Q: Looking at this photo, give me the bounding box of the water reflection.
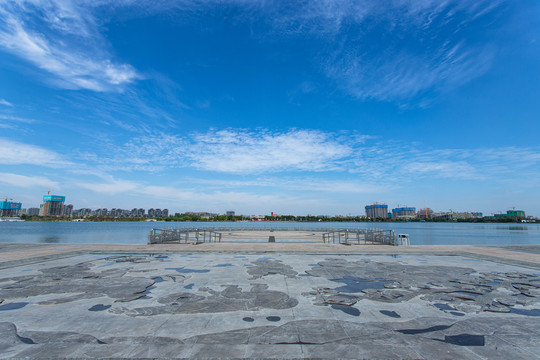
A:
[39,236,60,243]
[496,226,528,231]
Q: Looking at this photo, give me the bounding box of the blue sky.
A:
[1,0,539,216]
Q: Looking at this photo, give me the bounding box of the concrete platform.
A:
[0,243,539,358]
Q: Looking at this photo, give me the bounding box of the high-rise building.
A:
[39,195,65,216]
[0,199,22,216]
[392,207,416,219]
[94,208,108,216]
[226,210,235,216]
[365,204,388,218]
[75,208,92,217]
[63,204,73,217]
[26,208,40,216]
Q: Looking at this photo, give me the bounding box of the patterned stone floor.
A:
[0,250,539,358]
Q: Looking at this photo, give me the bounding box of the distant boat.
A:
[0,217,25,222]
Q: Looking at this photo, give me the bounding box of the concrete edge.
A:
[1,246,539,270]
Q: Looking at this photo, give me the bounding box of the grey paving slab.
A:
[0,252,539,358]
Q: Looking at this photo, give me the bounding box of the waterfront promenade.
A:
[1,242,539,269]
[1,242,539,358]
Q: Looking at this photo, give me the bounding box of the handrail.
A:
[322,228,397,245]
[149,226,404,246]
[148,228,222,244]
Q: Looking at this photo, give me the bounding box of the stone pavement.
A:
[0,243,539,358]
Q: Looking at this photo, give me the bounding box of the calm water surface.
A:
[0,221,539,245]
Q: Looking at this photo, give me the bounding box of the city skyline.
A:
[6,194,523,218]
[1,1,540,215]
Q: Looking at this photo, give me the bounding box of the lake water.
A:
[0,221,539,246]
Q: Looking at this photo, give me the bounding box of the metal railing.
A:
[148,228,222,244]
[149,226,407,246]
[322,229,398,245]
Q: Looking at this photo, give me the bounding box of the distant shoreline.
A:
[6,216,535,224]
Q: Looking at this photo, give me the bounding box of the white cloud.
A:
[404,161,482,180]
[188,129,351,174]
[317,2,500,102]
[249,0,502,102]
[75,179,321,213]
[0,172,59,188]
[77,179,139,195]
[0,0,505,100]
[0,114,34,123]
[179,176,394,195]
[282,179,394,194]
[89,129,354,174]
[79,128,540,183]
[0,1,140,91]
[139,185,283,205]
[91,134,187,172]
[0,99,12,106]
[326,45,494,102]
[0,138,70,167]
[0,0,504,100]
[0,114,34,130]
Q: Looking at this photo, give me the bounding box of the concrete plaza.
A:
[0,242,539,358]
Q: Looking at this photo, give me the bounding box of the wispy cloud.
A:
[0,0,505,101]
[0,1,140,91]
[188,129,351,174]
[325,43,494,102]
[0,114,35,130]
[0,99,12,106]
[0,114,34,123]
[241,0,502,102]
[0,138,70,167]
[178,176,395,195]
[0,172,58,188]
[76,128,540,184]
[77,179,139,195]
[179,1,503,103]
[313,1,502,102]
[76,178,325,213]
[86,129,354,174]
[404,161,481,180]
